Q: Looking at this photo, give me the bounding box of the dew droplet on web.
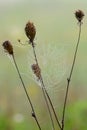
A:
[26,42,70,107]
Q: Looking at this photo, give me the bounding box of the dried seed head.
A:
[31,64,41,79]
[25,21,36,43]
[75,10,84,22]
[2,41,13,55]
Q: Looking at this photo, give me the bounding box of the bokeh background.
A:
[0,0,87,130]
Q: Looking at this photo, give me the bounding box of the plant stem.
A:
[32,44,55,130]
[12,54,42,130]
[61,22,82,130]
[32,44,61,130]
[40,76,62,130]
[41,83,55,130]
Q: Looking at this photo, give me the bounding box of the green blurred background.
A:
[0,0,87,130]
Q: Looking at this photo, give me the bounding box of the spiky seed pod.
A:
[31,64,41,79]
[2,41,13,55]
[75,10,84,22]
[25,21,36,43]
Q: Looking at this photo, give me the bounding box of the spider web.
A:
[26,42,70,108]
[7,42,70,107]
[7,42,70,128]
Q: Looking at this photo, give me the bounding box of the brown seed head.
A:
[2,41,13,55]
[75,10,84,22]
[31,64,41,79]
[25,21,36,43]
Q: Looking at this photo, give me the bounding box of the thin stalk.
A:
[40,76,62,130]
[32,45,55,130]
[61,22,82,130]
[41,83,55,130]
[32,44,61,130]
[12,54,42,130]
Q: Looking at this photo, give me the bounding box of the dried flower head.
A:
[25,21,36,43]
[2,41,13,55]
[31,64,41,79]
[75,10,84,22]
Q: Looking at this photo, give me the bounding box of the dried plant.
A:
[61,10,84,130]
[31,64,41,80]
[75,10,84,22]
[25,21,56,130]
[2,41,42,130]
[25,21,36,43]
[2,9,85,130]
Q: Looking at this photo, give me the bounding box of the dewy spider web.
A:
[6,42,70,128]
[26,42,70,109]
[7,42,70,109]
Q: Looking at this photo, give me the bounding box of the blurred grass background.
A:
[0,0,87,130]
